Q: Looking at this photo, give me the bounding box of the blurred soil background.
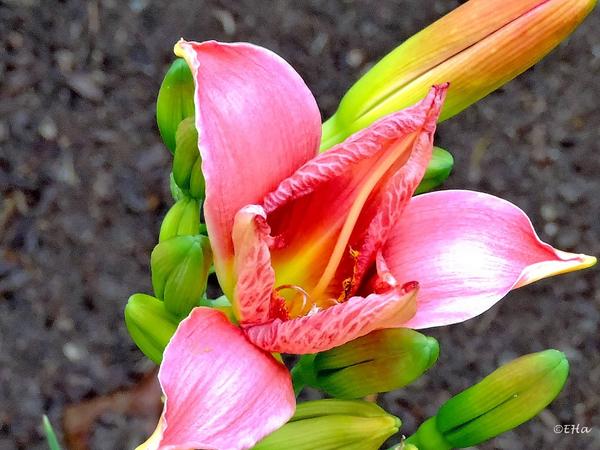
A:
[1,1,599,449]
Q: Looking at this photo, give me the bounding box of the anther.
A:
[275,284,312,318]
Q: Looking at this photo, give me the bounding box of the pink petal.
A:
[244,283,418,354]
[232,205,275,324]
[381,190,596,328]
[143,307,295,450]
[174,40,321,296]
[265,85,447,299]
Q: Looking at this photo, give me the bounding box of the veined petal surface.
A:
[175,40,322,296]
[141,308,295,450]
[232,205,276,324]
[264,85,447,301]
[381,190,596,328]
[244,283,418,354]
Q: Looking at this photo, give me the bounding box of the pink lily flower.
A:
[138,40,595,450]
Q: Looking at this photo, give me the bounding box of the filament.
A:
[275,284,312,318]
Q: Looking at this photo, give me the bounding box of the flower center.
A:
[273,247,361,319]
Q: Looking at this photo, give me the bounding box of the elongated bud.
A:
[305,328,439,399]
[406,350,570,449]
[415,147,453,194]
[124,293,179,364]
[151,235,212,317]
[159,196,201,242]
[253,399,400,450]
[321,0,596,149]
[173,117,205,199]
[156,58,195,153]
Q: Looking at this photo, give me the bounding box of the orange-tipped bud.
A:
[321,0,596,149]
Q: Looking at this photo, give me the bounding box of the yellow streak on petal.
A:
[135,415,165,450]
[515,253,596,289]
[311,134,416,300]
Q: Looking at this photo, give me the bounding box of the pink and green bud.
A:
[124,293,179,364]
[156,58,195,153]
[406,350,570,449]
[304,328,439,399]
[415,147,453,194]
[151,235,212,317]
[159,196,201,242]
[321,0,596,149]
[172,117,205,200]
[253,399,400,450]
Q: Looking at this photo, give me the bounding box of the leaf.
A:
[43,415,63,450]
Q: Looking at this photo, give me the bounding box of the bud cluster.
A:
[125,58,215,364]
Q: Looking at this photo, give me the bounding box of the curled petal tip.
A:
[173,38,187,58]
[516,251,596,288]
[583,254,597,268]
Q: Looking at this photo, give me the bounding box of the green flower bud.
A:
[151,235,212,317]
[253,399,400,450]
[406,350,570,449]
[156,58,195,153]
[414,147,453,194]
[173,117,205,199]
[124,293,179,364]
[298,329,439,399]
[159,196,201,242]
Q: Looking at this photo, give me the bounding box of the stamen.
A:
[337,247,361,302]
[311,136,415,299]
[275,284,312,318]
